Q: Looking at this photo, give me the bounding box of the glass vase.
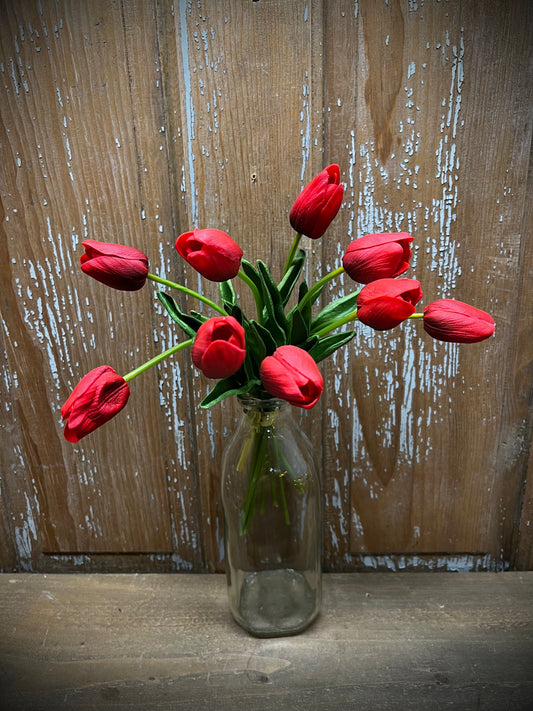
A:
[221,395,321,637]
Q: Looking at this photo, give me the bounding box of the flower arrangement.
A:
[62,164,495,444]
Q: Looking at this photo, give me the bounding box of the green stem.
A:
[299,265,345,313]
[240,426,267,535]
[278,474,290,525]
[316,310,359,338]
[147,273,226,316]
[123,339,193,382]
[237,270,263,321]
[283,233,302,275]
[316,310,425,338]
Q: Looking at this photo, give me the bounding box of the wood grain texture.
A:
[0,0,532,572]
[322,0,533,568]
[1,572,532,710]
[0,0,175,559]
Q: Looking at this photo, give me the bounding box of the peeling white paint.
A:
[357,553,505,572]
[344,22,467,496]
[332,478,348,537]
[299,78,311,181]
[180,0,198,225]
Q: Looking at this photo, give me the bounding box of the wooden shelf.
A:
[1,572,532,710]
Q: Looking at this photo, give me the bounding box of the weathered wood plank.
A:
[0,0,175,555]
[1,572,532,710]
[451,0,532,562]
[509,129,533,570]
[320,0,533,565]
[164,0,326,571]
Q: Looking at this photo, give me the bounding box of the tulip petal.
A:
[81,256,149,290]
[176,229,243,281]
[81,240,148,263]
[423,299,495,343]
[356,278,422,330]
[192,316,246,378]
[200,340,246,379]
[358,295,416,330]
[62,366,130,442]
[289,164,344,239]
[343,233,413,283]
[260,345,323,409]
[80,241,148,291]
[344,242,405,283]
[61,365,112,419]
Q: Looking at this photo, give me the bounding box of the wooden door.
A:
[1,0,531,572]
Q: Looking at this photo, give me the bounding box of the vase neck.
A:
[237,394,289,415]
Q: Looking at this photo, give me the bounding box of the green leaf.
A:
[205,304,246,326]
[257,261,287,326]
[189,309,210,324]
[243,350,258,383]
[278,248,306,306]
[310,290,360,334]
[241,259,263,295]
[219,280,236,313]
[300,334,319,352]
[200,374,260,408]
[308,331,355,362]
[297,279,316,324]
[256,260,287,346]
[288,307,309,346]
[157,292,205,337]
[249,320,277,355]
[232,304,245,323]
[244,321,267,365]
[241,319,280,384]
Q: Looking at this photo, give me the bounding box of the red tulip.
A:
[176,228,243,281]
[260,345,324,409]
[423,299,495,343]
[289,164,344,239]
[342,232,413,284]
[357,278,423,330]
[62,366,130,442]
[192,316,246,378]
[80,240,149,291]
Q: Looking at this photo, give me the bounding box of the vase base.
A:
[233,568,319,637]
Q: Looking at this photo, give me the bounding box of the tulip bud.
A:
[260,345,324,409]
[176,228,243,282]
[80,240,149,291]
[192,316,246,379]
[289,164,344,239]
[62,366,130,442]
[357,278,423,330]
[342,232,413,283]
[423,299,495,343]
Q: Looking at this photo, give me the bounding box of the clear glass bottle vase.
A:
[221,395,322,637]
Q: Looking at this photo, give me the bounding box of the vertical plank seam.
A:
[509,137,533,568]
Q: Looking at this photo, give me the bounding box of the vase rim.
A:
[237,393,288,410]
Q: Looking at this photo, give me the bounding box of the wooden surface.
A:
[1,572,532,710]
[0,1,532,573]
